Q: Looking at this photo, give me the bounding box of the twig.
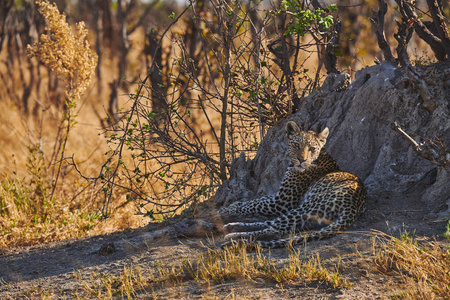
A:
[392,122,421,149]
[393,20,413,67]
[404,65,436,112]
[49,106,71,202]
[392,122,449,167]
[394,0,446,61]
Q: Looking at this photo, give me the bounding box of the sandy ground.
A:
[1,186,448,299]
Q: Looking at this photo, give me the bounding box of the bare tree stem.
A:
[370,0,396,64]
[405,66,436,112]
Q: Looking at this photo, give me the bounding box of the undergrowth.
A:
[0,0,147,248]
[443,219,450,240]
[0,145,100,248]
[0,142,149,248]
[0,0,101,249]
[374,231,450,299]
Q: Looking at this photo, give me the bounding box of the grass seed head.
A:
[27,0,97,102]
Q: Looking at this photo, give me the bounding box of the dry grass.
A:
[373,230,450,299]
[0,0,149,249]
[155,242,351,288]
[78,241,351,298]
[0,142,149,248]
[78,265,151,299]
[0,84,149,248]
[27,0,97,102]
[0,146,93,248]
[0,108,149,248]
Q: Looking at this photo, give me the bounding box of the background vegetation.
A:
[0,0,447,248]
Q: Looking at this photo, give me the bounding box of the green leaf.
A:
[145,209,155,220]
[328,4,338,12]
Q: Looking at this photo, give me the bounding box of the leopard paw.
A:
[223,222,245,233]
[224,232,252,241]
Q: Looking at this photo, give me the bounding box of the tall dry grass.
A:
[374,231,450,299]
[0,111,150,248]
[0,0,148,249]
[27,0,97,102]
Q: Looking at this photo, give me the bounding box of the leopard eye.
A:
[293,142,300,148]
[310,146,317,153]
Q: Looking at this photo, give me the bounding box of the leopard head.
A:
[285,121,329,172]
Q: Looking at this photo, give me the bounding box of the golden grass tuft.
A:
[177,243,351,288]
[79,265,151,299]
[79,242,351,298]
[373,231,450,299]
[27,0,97,102]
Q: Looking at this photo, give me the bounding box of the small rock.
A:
[98,242,116,256]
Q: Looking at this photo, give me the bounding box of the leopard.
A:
[219,121,366,249]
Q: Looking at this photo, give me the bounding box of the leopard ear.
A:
[317,127,329,145]
[286,121,301,139]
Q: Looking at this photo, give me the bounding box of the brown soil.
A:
[1,188,448,299]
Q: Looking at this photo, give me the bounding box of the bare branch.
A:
[405,65,436,112]
[426,0,450,58]
[324,20,341,74]
[395,0,447,61]
[392,122,449,167]
[393,20,413,67]
[370,0,396,64]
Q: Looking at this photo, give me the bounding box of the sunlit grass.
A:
[373,230,450,299]
[0,143,149,248]
[161,242,351,288]
[79,265,151,299]
[443,219,450,240]
[79,241,351,299]
[0,146,100,248]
